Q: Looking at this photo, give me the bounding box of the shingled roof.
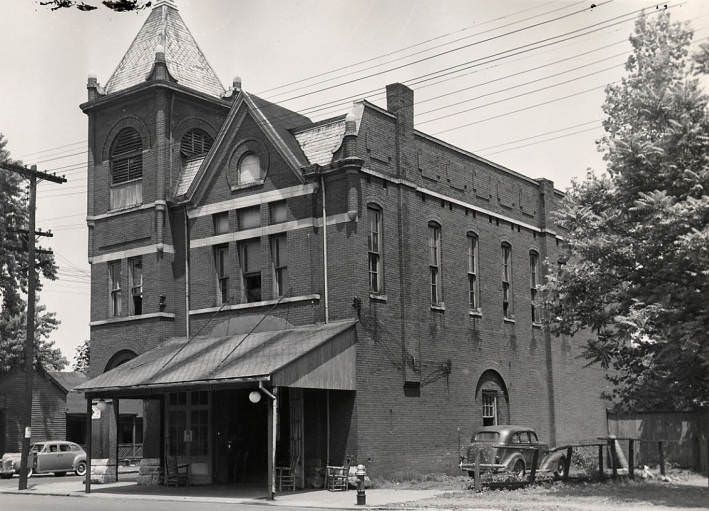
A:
[104,0,224,97]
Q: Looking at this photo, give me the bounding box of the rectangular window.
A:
[467,234,479,310]
[482,391,498,426]
[367,206,383,293]
[428,223,442,305]
[128,257,143,316]
[238,206,261,230]
[213,212,229,235]
[502,244,513,318]
[271,234,287,297]
[240,238,262,302]
[530,252,541,324]
[270,201,288,224]
[108,261,122,317]
[214,244,229,305]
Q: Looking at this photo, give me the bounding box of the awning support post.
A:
[260,382,277,500]
[85,395,92,493]
[114,398,120,481]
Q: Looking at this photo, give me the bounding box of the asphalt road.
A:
[0,493,345,511]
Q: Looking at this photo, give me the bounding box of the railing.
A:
[118,443,143,461]
[110,179,142,210]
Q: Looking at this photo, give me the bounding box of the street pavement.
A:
[0,494,348,511]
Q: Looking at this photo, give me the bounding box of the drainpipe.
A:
[320,173,329,324]
[184,205,190,338]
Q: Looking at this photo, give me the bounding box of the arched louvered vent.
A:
[180,128,214,159]
[110,127,143,184]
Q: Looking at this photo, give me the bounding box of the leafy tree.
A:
[40,0,150,12]
[544,11,709,411]
[0,133,67,372]
[73,339,90,373]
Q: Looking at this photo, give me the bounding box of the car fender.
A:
[539,449,566,471]
[504,452,525,470]
[73,454,86,470]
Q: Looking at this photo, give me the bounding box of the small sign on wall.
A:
[24,426,31,438]
[183,429,192,442]
[92,405,101,420]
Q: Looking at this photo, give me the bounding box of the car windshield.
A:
[474,432,500,442]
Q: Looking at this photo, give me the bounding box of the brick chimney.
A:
[386,83,415,180]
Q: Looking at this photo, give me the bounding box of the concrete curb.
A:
[0,488,420,509]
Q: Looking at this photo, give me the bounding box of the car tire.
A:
[75,461,87,477]
[513,460,525,478]
[54,471,67,477]
[554,457,566,478]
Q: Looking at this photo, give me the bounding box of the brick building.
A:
[77,0,609,492]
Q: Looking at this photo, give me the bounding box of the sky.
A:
[0,0,707,367]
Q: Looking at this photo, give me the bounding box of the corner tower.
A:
[81,0,231,378]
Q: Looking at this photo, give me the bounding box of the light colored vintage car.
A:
[460,425,566,477]
[0,441,87,478]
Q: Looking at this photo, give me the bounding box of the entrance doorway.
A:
[213,389,267,485]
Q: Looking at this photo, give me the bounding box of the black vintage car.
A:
[460,425,566,477]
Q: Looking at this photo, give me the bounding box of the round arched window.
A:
[110,127,143,184]
[238,153,262,184]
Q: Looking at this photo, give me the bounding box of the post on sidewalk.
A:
[628,440,634,480]
[598,444,604,479]
[529,448,539,484]
[563,447,572,481]
[85,395,92,493]
[609,439,617,479]
[658,441,665,476]
[474,449,481,492]
[114,398,120,482]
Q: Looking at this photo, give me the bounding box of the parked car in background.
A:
[460,425,566,477]
[0,441,87,478]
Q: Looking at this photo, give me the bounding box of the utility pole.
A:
[0,162,65,491]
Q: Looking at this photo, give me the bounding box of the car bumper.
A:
[460,462,507,472]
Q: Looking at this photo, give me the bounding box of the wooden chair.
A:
[326,465,348,491]
[276,456,298,492]
[164,456,190,487]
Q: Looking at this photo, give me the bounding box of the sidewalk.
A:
[0,476,448,509]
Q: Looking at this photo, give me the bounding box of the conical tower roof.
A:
[104,0,224,97]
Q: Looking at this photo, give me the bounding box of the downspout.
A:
[184,205,190,338]
[320,173,329,324]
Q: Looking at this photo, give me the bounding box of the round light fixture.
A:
[248,390,262,404]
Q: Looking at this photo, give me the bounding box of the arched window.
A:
[180,128,213,159]
[110,127,143,184]
[428,221,442,305]
[501,242,513,319]
[104,349,137,372]
[237,153,262,184]
[475,370,510,426]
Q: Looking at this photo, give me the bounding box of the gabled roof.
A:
[174,90,312,203]
[46,371,88,393]
[105,1,224,97]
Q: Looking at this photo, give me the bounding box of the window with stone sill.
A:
[530,250,542,324]
[428,221,442,305]
[367,205,383,294]
[109,127,143,210]
[502,242,513,319]
[108,260,122,317]
[214,244,229,305]
[240,238,262,303]
[271,234,288,298]
[128,257,143,316]
[467,232,480,311]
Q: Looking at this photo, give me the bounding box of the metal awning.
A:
[76,319,357,397]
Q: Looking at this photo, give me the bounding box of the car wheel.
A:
[513,460,525,478]
[555,457,566,478]
[54,471,67,477]
[75,461,87,477]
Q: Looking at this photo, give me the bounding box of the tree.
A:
[0,133,67,372]
[40,0,150,12]
[73,339,90,373]
[544,11,709,411]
